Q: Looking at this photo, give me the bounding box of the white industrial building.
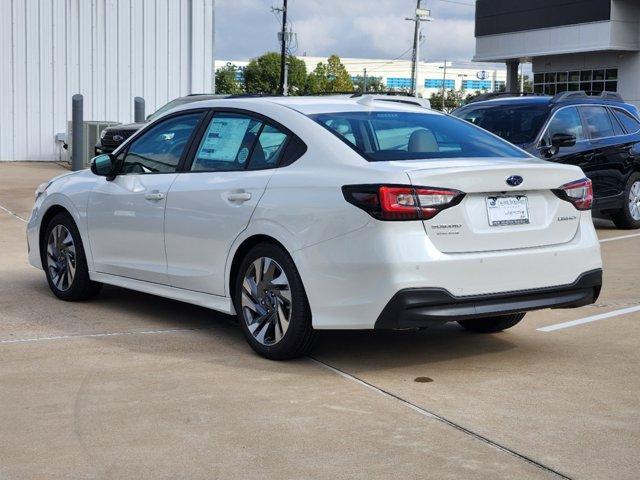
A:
[0,0,215,162]
[216,57,508,98]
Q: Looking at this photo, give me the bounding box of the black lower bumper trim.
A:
[375,269,602,329]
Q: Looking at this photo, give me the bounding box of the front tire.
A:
[42,212,102,301]
[611,173,640,230]
[234,243,315,360]
[458,313,525,333]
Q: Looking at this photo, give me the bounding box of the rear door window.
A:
[581,106,615,139]
[191,113,262,171]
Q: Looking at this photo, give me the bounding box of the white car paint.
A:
[27,96,602,329]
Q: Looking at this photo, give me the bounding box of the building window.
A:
[386,77,412,89]
[462,80,492,90]
[533,69,617,95]
[424,79,455,89]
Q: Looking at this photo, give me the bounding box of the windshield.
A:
[310,111,529,161]
[147,98,204,122]
[456,104,549,145]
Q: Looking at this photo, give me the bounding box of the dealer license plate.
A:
[486,195,529,226]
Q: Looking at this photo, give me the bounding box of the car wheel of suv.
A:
[458,313,525,333]
[234,243,315,360]
[43,212,102,301]
[611,173,640,230]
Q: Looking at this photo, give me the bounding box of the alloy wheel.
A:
[46,224,76,292]
[629,180,640,221]
[241,256,292,346]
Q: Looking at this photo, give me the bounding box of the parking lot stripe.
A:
[0,328,208,345]
[537,305,640,332]
[599,232,640,243]
[308,356,573,480]
[0,204,27,222]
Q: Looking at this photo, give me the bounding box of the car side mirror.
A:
[552,133,576,148]
[90,154,116,179]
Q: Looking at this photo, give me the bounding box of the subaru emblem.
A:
[506,175,523,187]
[113,135,124,142]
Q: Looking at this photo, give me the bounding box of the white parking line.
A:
[0,328,208,345]
[0,204,27,222]
[537,305,640,332]
[307,356,572,479]
[599,232,640,243]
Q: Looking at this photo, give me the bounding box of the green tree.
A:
[352,75,386,93]
[305,55,354,94]
[243,52,307,95]
[215,63,244,95]
[429,88,466,112]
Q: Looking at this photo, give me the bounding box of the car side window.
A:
[612,108,640,134]
[540,107,585,147]
[121,112,203,174]
[581,106,615,139]
[191,113,262,172]
[247,124,289,170]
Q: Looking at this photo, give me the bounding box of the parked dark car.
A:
[95,94,228,155]
[453,91,640,229]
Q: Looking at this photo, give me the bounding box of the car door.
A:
[164,111,290,295]
[536,106,591,171]
[579,105,631,201]
[87,110,206,284]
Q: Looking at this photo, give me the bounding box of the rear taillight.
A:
[553,178,593,210]
[342,184,465,221]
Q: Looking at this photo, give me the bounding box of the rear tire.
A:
[234,243,315,360]
[611,173,640,230]
[458,313,525,333]
[42,212,102,301]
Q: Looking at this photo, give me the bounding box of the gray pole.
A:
[441,60,447,111]
[409,0,421,96]
[134,97,145,123]
[71,94,84,171]
[364,68,368,93]
[279,0,288,95]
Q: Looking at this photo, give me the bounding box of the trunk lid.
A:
[403,158,584,253]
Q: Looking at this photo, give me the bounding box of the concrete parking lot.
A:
[1,162,638,480]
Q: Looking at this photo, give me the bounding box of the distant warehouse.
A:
[474,0,640,107]
[0,0,215,162]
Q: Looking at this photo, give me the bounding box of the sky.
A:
[215,0,478,63]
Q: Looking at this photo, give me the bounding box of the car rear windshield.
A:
[455,104,549,145]
[310,111,529,161]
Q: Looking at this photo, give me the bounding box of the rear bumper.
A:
[375,269,602,329]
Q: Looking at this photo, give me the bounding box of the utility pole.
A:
[440,60,448,110]
[409,0,421,96]
[363,68,368,92]
[278,0,288,95]
[406,4,432,97]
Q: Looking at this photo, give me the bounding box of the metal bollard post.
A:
[134,97,145,123]
[71,94,84,171]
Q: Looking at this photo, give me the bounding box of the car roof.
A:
[457,92,634,111]
[172,95,441,116]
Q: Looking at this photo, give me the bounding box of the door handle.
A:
[226,192,252,203]
[145,191,166,201]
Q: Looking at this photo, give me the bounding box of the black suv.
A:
[95,94,227,155]
[453,91,640,229]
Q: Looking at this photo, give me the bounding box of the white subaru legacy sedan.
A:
[27,96,602,359]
